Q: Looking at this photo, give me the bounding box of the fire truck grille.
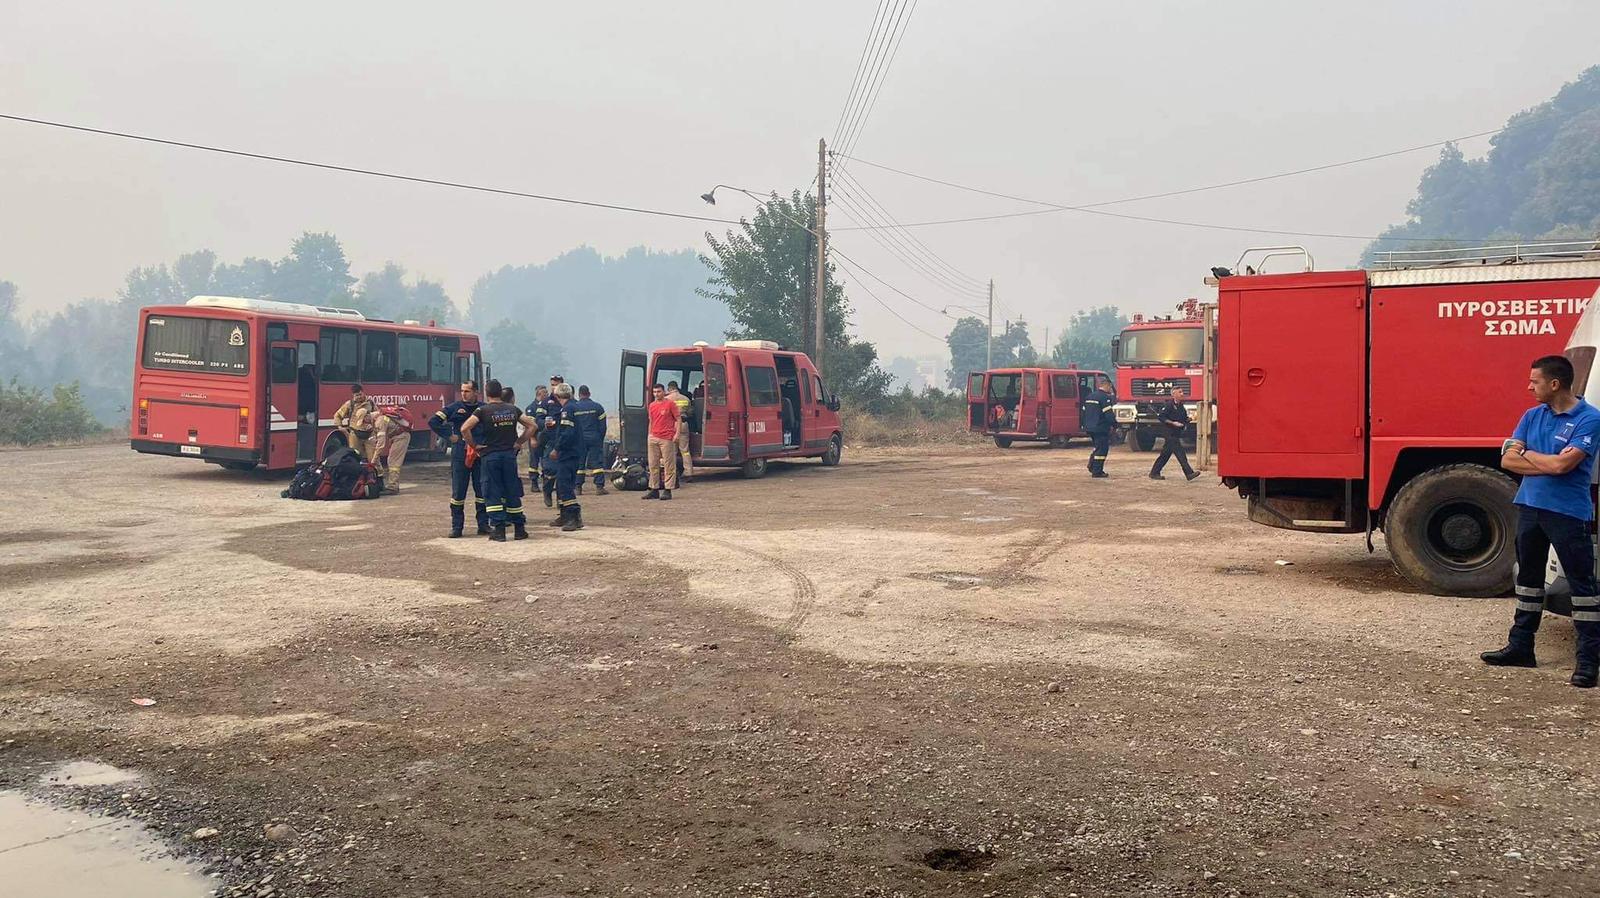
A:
[1131,378,1186,396]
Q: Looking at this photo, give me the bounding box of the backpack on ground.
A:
[281,446,384,500]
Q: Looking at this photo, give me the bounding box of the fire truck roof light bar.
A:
[1234,246,1315,275]
[1370,240,1600,270]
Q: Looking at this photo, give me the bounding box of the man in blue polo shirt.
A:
[1482,354,1600,688]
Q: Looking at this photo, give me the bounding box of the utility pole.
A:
[985,279,994,372]
[814,138,828,377]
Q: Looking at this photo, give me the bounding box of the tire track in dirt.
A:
[697,535,818,645]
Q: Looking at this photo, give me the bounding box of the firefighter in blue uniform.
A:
[537,376,565,508]
[547,383,585,531]
[525,385,549,496]
[460,379,536,542]
[568,384,609,496]
[1082,375,1116,479]
[429,380,489,537]
[1483,354,1600,689]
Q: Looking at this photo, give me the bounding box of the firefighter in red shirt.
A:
[643,383,680,500]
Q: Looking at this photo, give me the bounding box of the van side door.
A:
[618,350,649,462]
[1050,373,1079,436]
[741,354,785,456]
[967,372,986,430]
[698,350,731,463]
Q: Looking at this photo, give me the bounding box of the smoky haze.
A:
[3,0,1600,374]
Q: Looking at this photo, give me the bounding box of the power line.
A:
[832,252,946,342]
[832,165,987,289]
[836,0,919,164]
[828,127,1506,240]
[830,184,986,300]
[0,112,745,227]
[831,0,892,150]
[833,0,902,156]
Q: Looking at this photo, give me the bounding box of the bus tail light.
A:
[137,398,149,435]
[238,407,250,445]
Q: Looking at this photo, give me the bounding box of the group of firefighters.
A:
[1076,375,1200,482]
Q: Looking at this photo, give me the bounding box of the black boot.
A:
[1185,470,1202,482]
[1149,473,1165,481]
[1572,664,1598,688]
[548,508,567,527]
[513,522,529,540]
[596,482,609,495]
[488,525,507,542]
[661,489,673,501]
[1480,644,1537,667]
[642,489,660,500]
[562,507,584,532]
[449,529,462,539]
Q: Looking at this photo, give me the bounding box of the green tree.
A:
[273,232,355,306]
[700,189,890,405]
[1050,305,1128,375]
[0,281,31,382]
[1363,65,1600,263]
[353,263,454,323]
[211,258,275,297]
[0,379,104,445]
[944,316,988,389]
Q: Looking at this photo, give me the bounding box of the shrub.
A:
[0,379,107,446]
[839,386,980,448]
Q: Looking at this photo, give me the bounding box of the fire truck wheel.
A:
[1386,463,1518,597]
[993,436,1013,449]
[1127,428,1157,452]
[821,435,842,466]
[741,457,769,479]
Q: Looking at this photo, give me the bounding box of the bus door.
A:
[698,350,731,464]
[1048,372,1080,436]
[618,350,649,464]
[966,373,986,430]
[1016,372,1041,435]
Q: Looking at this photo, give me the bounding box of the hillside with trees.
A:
[1363,65,1600,262]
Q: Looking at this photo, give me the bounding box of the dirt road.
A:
[2,442,1596,897]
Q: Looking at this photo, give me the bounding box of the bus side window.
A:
[270,347,296,384]
[319,327,358,382]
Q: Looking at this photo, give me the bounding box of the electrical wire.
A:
[831,252,946,341]
[830,186,987,300]
[0,112,745,226]
[831,0,892,150]
[835,0,919,165]
[832,165,987,289]
[829,128,1505,239]
[833,0,903,156]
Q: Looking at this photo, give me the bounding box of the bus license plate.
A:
[180,445,201,455]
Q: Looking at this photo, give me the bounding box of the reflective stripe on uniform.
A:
[475,499,486,505]
[1515,600,1545,613]
[449,498,465,507]
[505,505,523,514]
[1515,585,1545,597]
[1571,595,1600,608]
[1090,455,1106,460]
[486,505,504,512]
[559,499,580,507]
[1573,610,1600,622]
[434,410,447,419]
[561,420,575,427]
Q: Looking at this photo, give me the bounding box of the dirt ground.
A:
[1,441,1597,897]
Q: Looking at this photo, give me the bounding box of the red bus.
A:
[131,296,482,471]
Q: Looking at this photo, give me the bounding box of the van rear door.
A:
[618,350,649,462]
[966,373,986,430]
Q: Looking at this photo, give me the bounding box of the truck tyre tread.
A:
[1386,462,1517,598]
[994,436,1013,449]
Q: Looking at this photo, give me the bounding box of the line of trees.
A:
[943,305,1127,388]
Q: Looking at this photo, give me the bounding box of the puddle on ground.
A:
[0,789,211,897]
[40,761,143,788]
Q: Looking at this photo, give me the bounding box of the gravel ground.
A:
[1,442,1596,897]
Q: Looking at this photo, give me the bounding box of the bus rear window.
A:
[142,316,250,376]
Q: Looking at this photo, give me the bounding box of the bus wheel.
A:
[218,461,257,472]
[741,457,769,478]
[1386,463,1517,597]
[821,434,842,467]
[994,436,1013,449]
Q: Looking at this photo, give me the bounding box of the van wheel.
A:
[1386,463,1517,597]
[741,457,769,479]
[994,436,1013,449]
[821,435,842,467]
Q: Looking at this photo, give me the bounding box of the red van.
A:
[616,340,843,481]
[966,366,1109,448]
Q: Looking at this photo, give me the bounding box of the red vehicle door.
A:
[967,373,986,430]
[268,320,324,468]
[1047,372,1080,436]
[1015,371,1041,436]
[697,349,732,464]
[740,352,785,455]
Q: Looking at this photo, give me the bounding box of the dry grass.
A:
[838,405,980,448]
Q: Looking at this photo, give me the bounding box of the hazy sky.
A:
[3,0,1599,362]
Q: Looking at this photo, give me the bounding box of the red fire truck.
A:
[132,296,481,471]
[1216,244,1600,597]
[965,366,1108,448]
[616,340,842,481]
[1111,300,1207,451]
